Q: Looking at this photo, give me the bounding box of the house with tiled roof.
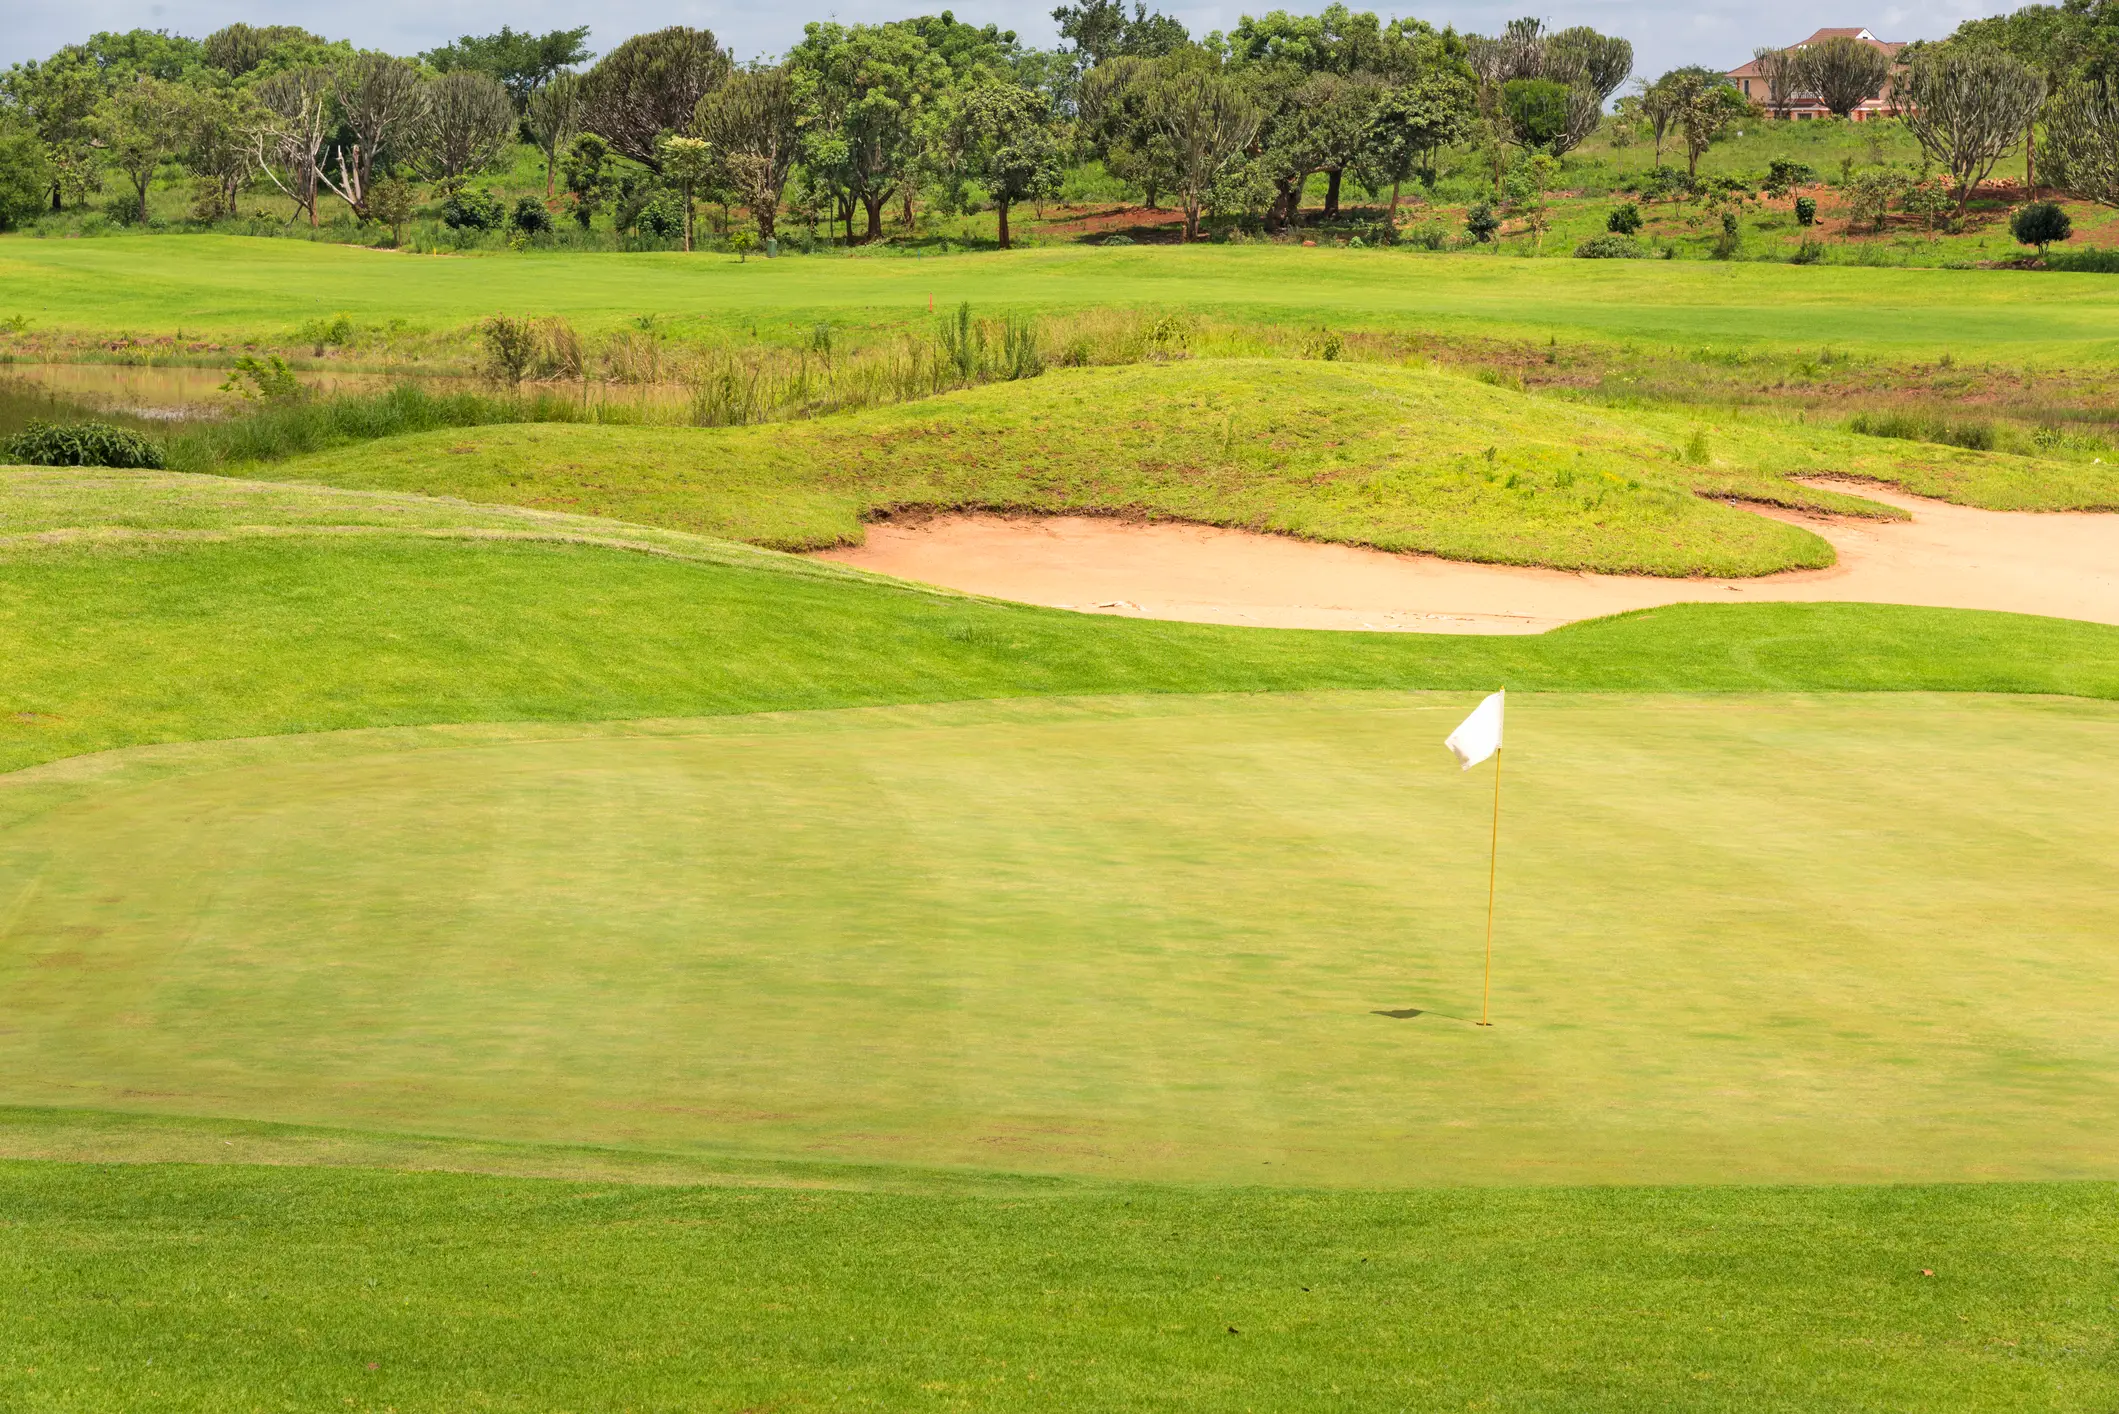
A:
[1727,27,1907,120]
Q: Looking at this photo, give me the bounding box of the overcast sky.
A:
[6,0,2017,85]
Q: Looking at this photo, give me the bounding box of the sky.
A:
[6,0,2020,84]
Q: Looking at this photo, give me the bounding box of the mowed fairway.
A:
[14,236,2119,359]
[6,690,2115,1186]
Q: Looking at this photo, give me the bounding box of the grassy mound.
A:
[252,360,2111,577]
[4,471,2118,773]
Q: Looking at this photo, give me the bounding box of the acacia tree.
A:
[581,26,730,170]
[1150,55,1260,240]
[696,64,800,241]
[423,26,592,110]
[185,86,260,219]
[525,72,583,198]
[322,53,428,218]
[1798,36,1892,119]
[412,69,517,191]
[1903,47,2045,218]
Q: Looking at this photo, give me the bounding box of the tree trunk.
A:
[135,176,150,225]
[1389,177,1402,220]
[2026,117,2037,193]
[862,192,885,243]
[1323,168,1342,220]
[996,199,1011,249]
[682,180,694,252]
[1286,173,1304,228]
[901,188,915,231]
[1184,198,1200,241]
[756,196,776,241]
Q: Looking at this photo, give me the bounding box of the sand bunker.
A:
[813,482,2119,634]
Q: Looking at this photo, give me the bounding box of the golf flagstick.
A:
[1479,746,1500,1027]
[1444,691,1506,1027]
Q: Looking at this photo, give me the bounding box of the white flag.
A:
[1445,691,1505,769]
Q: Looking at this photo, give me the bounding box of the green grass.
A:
[4,1158,2114,1413]
[246,362,2119,575]
[12,234,2119,364]
[7,690,2119,1186]
[6,471,2119,775]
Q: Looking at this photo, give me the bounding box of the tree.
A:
[321,53,428,219]
[95,76,192,223]
[1751,45,1801,119]
[1079,56,1178,207]
[1149,54,1260,240]
[1053,0,1189,76]
[696,65,800,242]
[935,81,1065,248]
[2043,78,2119,207]
[655,134,715,251]
[1466,17,1629,158]
[2011,199,2070,253]
[203,24,324,80]
[185,86,260,220]
[1658,69,1750,178]
[1501,77,1569,151]
[1902,47,2045,219]
[525,73,583,199]
[412,70,517,192]
[423,26,593,110]
[561,131,614,228]
[0,48,103,210]
[1798,36,1892,119]
[0,119,50,230]
[789,21,948,243]
[366,173,416,244]
[580,26,729,170]
[252,66,332,226]
[1361,62,1476,213]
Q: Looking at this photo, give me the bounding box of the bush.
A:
[1764,159,1815,198]
[0,122,52,232]
[1100,234,1134,246]
[1794,196,1817,226]
[1605,202,1642,235]
[1465,202,1500,243]
[3,420,166,469]
[1403,220,1451,250]
[2011,201,2072,255]
[634,192,684,239]
[1634,165,1695,202]
[1790,239,1826,265]
[1848,411,1996,452]
[441,187,506,231]
[2045,246,2119,273]
[510,197,553,235]
[1573,234,1645,259]
[1713,211,1741,260]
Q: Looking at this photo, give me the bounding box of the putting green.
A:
[3,691,2116,1186]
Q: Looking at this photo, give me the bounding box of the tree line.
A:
[4,1,2118,247]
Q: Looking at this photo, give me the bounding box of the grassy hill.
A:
[242,361,2118,576]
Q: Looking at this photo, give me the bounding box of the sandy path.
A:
[812,483,2119,634]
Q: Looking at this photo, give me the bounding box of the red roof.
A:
[1729,26,1904,79]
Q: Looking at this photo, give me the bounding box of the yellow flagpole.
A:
[1477,746,1502,1027]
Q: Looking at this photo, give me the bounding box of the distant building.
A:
[1727,27,1906,120]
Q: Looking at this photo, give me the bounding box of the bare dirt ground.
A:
[813,483,2119,634]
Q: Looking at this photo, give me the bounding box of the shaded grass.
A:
[2,1159,2114,1413]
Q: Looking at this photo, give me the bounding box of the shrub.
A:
[2045,245,2119,273]
[510,197,554,235]
[1403,220,1451,250]
[1635,165,1695,202]
[441,187,507,231]
[1606,202,1642,235]
[219,354,304,402]
[634,193,684,239]
[1712,210,1741,260]
[1764,159,1815,198]
[1100,234,1135,246]
[1794,196,1817,226]
[2011,201,2072,255]
[1848,411,1996,452]
[3,420,166,469]
[482,316,540,385]
[1574,234,1645,259]
[1790,239,1826,265]
[1464,202,1500,243]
